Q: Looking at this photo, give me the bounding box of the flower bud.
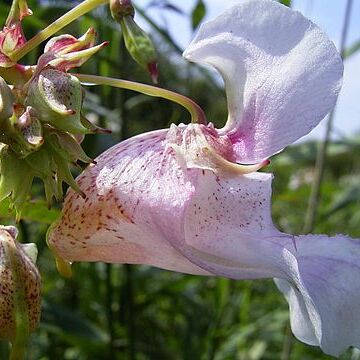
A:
[109,0,158,83]
[26,68,89,134]
[0,0,32,67]
[0,225,41,344]
[15,107,43,148]
[7,106,44,158]
[120,16,158,83]
[44,29,108,72]
[0,76,14,121]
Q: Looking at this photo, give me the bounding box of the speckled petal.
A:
[48,129,294,280]
[170,170,292,279]
[47,129,209,275]
[183,0,343,163]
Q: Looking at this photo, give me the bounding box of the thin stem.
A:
[303,0,353,234]
[10,0,109,63]
[74,73,207,124]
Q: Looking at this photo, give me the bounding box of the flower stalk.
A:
[74,73,208,124]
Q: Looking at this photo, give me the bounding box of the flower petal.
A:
[173,170,291,279]
[47,129,209,275]
[275,235,360,356]
[48,125,291,280]
[183,0,343,163]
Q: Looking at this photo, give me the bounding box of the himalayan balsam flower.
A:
[48,1,359,356]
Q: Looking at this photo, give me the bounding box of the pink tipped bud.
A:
[0,23,27,67]
[43,29,108,71]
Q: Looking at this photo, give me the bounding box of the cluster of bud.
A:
[0,9,109,216]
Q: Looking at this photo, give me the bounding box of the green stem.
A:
[74,73,207,124]
[10,0,109,63]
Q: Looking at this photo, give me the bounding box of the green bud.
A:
[8,106,43,158]
[0,225,41,357]
[0,76,14,121]
[26,69,89,134]
[116,14,159,83]
[15,107,43,148]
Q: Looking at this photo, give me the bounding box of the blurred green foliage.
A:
[0,0,360,359]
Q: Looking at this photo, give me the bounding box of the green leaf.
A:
[0,198,60,224]
[192,0,206,30]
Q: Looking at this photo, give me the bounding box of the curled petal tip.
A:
[65,109,76,115]
[55,256,73,278]
[226,158,271,175]
[100,41,110,48]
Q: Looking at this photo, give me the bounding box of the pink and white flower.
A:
[48,0,360,356]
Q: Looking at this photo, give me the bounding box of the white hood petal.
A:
[184,0,343,163]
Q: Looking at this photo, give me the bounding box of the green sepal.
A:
[26,69,89,134]
[0,145,34,219]
[81,115,112,135]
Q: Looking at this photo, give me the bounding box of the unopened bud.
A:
[44,29,108,72]
[0,76,14,121]
[120,16,158,82]
[8,106,43,158]
[15,107,43,148]
[26,68,89,134]
[0,23,27,67]
[0,226,41,346]
[109,0,158,83]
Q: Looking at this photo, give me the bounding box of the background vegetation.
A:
[0,0,360,359]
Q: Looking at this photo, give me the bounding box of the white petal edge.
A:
[276,235,360,357]
[183,0,343,163]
